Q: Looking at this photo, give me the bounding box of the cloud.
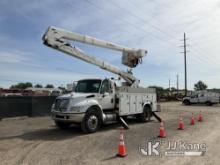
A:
[0,51,29,64]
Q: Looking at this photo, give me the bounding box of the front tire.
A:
[206,101,213,106]
[183,100,190,105]
[81,107,102,133]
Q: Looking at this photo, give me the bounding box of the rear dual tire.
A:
[206,101,213,106]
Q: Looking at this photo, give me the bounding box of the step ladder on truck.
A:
[42,27,161,133]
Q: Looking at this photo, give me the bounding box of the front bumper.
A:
[51,111,85,123]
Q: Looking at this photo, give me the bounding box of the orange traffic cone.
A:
[198,111,203,122]
[158,121,166,138]
[117,128,127,157]
[178,116,185,130]
[190,113,195,125]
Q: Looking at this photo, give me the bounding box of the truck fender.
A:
[83,99,104,122]
[143,101,152,110]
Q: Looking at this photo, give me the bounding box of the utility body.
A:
[43,26,158,133]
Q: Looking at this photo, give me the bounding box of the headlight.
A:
[70,106,78,111]
[69,105,86,112]
[54,99,69,109]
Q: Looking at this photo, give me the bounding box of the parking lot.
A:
[0,102,220,165]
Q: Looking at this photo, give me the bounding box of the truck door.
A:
[99,79,115,110]
[198,93,206,103]
[190,94,199,103]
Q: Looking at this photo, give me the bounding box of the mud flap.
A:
[152,112,162,122]
[118,117,129,129]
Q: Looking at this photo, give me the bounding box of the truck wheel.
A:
[55,121,71,129]
[206,101,213,106]
[136,105,152,122]
[183,100,190,105]
[81,107,101,133]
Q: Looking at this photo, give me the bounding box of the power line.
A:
[108,0,177,41]
[107,1,219,68]
[179,36,220,75]
[84,0,178,47]
[127,0,182,34]
[68,0,220,70]
[191,34,220,42]
[192,46,220,65]
[188,52,212,67]
[189,47,219,67]
[127,0,220,60]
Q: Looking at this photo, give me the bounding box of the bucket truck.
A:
[42,26,159,133]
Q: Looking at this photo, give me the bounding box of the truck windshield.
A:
[75,80,101,93]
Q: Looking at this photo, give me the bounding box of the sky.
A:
[0,0,220,89]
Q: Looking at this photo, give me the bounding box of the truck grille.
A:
[54,99,69,111]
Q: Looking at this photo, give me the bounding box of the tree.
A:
[171,87,176,91]
[45,84,54,88]
[194,81,207,91]
[148,86,165,98]
[58,86,65,91]
[34,84,43,88]
[10,82,33,89]
[58,86,66,93]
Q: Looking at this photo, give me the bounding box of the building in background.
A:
[0,88,62,97]
[66,83,76,92]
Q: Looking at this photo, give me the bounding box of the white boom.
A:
[42,26,147,86]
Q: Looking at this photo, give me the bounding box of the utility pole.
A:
[169,78,171,91]
[176,74,179,95]
[180,33,189,96]
[184,33,187,96]
[169,78,171,96]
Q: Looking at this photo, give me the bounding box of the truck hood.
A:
[183,96,190,100]
[57,92,96,99]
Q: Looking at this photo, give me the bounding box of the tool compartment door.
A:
[129,95,136,113]
[119,93,130,116]
[136,95,143,113]
[119,93,143,116]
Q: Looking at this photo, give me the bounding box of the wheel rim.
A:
[87,115,98,130]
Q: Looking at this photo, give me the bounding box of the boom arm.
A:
[42,26,147,86]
